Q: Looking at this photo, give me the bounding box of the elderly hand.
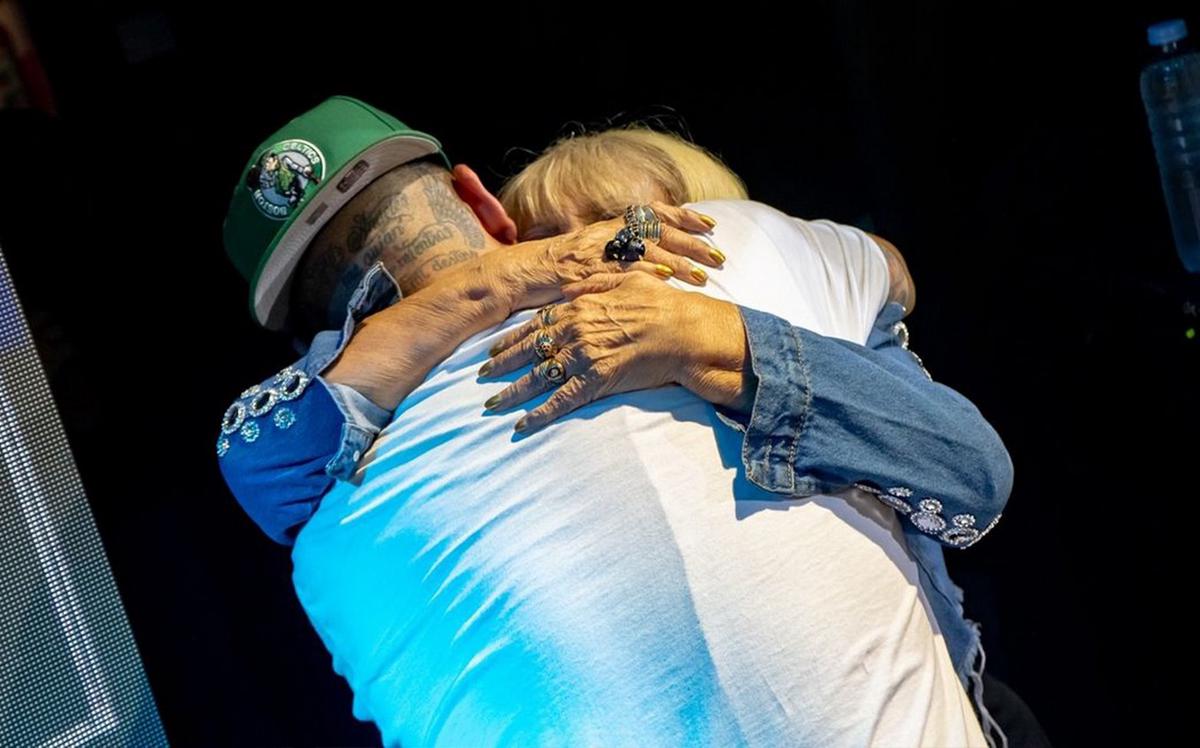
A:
[463,202,727,315]
[479,272,756,433]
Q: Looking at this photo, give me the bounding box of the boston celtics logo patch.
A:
[245,139,325,220]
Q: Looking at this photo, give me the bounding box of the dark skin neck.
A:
[291,162,504,335]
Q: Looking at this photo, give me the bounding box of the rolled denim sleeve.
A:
[714,301,1012,549]
[215,263,400,545]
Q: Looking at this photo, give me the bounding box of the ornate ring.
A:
[604,204,658,260]
[604,225,646,262]
[538,304,558,327]
[534,331,556,360]
[630,204,662,242]
[536,356,568,386]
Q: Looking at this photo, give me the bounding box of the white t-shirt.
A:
[292,200,986,747]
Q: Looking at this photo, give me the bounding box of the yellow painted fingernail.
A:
[655,264,674,278]
[698,213,717,229]
[488,343,502,356]
[484,395,501,410]
[478,360,494,376]
[690,267,708,283]
[709,247,726,264]
[514,416,528,433]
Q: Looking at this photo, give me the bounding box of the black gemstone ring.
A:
[604,226,646,262]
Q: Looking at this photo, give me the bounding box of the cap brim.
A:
[250,134,442,330]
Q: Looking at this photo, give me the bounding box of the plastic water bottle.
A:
[1141,19,1200,273]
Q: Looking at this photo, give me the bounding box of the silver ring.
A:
[538,304,558,327]
[625,204,661,242]
[534,331,556,360]
[635,205,661,241]
[536,357,568,386]
[641,218,662,242]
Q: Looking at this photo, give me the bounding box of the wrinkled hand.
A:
[479,272,754,433]
[480,202,727,314]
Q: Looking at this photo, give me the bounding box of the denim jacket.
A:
[216,263,1012,691]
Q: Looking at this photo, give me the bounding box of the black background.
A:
[1,1,1196,745]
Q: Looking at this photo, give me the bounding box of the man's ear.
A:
[451,164,518,244]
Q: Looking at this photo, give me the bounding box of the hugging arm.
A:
[217,265,410,545]
[487,217,1012,549]
[714,300,1012,548]
[489,276,1014,550]
[714,221,1008,547]
[217,262,513,545]
[705,219,1008,547]
[217,206,720,544]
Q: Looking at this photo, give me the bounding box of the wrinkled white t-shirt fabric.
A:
[292,199,987,747]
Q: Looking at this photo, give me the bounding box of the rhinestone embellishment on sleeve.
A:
[855,482,995,548]
[247,388,279,417]
[221,402,246,435]
[240,421,260,443]
[273,407,296,430]
[274,367,311,402]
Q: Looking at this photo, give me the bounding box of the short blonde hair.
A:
[499,127,748,235]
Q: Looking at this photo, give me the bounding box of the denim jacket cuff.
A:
[319,380,392,480]
[305,263,400,480]
[734,305,833,495]
[297,262,402,373]
[323,380,392,432]
[324,420,380,481]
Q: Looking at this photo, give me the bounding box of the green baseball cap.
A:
[223,95,450,330]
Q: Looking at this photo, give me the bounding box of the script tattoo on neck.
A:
[296,163,491,329]
[349,191,412,256]
[357,167,487,295]
[423,176,485,250]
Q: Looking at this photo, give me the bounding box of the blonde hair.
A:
[499,127,748,235]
